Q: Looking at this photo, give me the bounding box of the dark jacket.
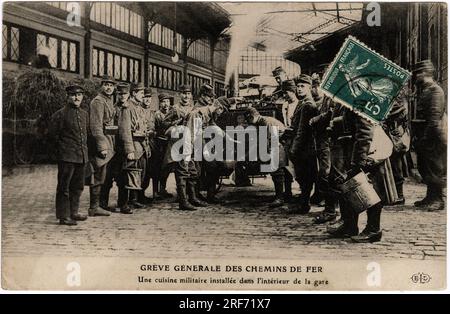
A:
[89,92,116,167]
[49,104,89,164]
[329,104,374,169]
[290,96,318,160]
[417,80,446,144]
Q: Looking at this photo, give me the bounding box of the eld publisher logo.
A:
[411,272,431,284]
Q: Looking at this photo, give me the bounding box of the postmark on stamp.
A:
[320,36,411,123]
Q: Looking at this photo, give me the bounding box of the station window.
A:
[148,63,182,91]
[36,32,78,72]
[2,24,20,62]
[93,47,140,83]
[188,39,211,65]
[215,82,226,97]
[91,3,142,38]
[187,74,211,98]
[148,22,183,54]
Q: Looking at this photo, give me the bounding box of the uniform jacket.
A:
[118,98,147,160]
[163,102,194,129]
[154,110,168,137]
[49,104,89,164]
[161,102,195,166]
[89,92,116,168]
[256,116,288,168]
[330,104,374,169]
[290,96,318,160]
[417,80,446,145]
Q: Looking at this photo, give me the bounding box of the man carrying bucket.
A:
[326,104,386,243]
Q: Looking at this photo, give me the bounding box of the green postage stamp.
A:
[320,36,411,123]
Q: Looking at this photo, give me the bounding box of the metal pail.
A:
[340,171,381,213]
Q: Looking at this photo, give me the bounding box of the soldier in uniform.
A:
[176,97,229,208]
[151,93,174,199]
[309,73,338,223]
[413,60,446,210]
[49,84,89,225]
[193,84,216,202]
[88,75,117,217]
[288,75,319,214]
[245,107,289,207]
[194,83,215,108]
[123,83,149,209]
[98,83,131,212]
[325,104,385,243]
[138,87,156,204]
[159,85,195,193]
[271,66,288,101]
[111,83,134,214]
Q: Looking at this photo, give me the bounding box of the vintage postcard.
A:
[1,1,447,293]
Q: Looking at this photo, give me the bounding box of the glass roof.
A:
[220,2,364,56]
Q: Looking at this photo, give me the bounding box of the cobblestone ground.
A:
[1,165,446,260]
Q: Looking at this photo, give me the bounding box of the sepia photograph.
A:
[1,1,447,292]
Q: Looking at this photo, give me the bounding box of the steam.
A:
[224,12,263,88]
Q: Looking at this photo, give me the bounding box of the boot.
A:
[59,218,77,226]
[187,180,208,207]
[129,190,145,209]
[284,178,293,201]
[89,186,111,217]
[157,179,173,199]
[138,190,153,204]
[177,179,197,211]
[327,201,358,238]
[426,185,445,211]
[269,178,285,208]
[414,187,433,207]
[392,183,405,205]
[352,203,382,243]
[206,179,221,204]
[99,185,111,210]
[196,179,208,202]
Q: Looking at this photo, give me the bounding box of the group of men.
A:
[50,58,446,245]
[50,76,229,226]
[254,60,446,243]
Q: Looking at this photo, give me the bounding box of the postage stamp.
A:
[320,36,411,123]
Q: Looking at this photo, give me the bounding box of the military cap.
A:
[131,82,145,92]
[116,83,130,94]
[65,84,84,94]
[413,59,435,74]
[311,73,321,85]
[295,74,312,86]
[179,84,192,93]
[100,75,116,85]
[282,80,297,93]
[158,93,171,102]
[272,66,285,76]
[199,83,215,97]
[144,87,153,97]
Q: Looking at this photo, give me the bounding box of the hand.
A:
[99,150,107,159]
[127,153,135,160]
[309,115,321,126]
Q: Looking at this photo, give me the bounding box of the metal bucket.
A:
[340,171,381,214]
